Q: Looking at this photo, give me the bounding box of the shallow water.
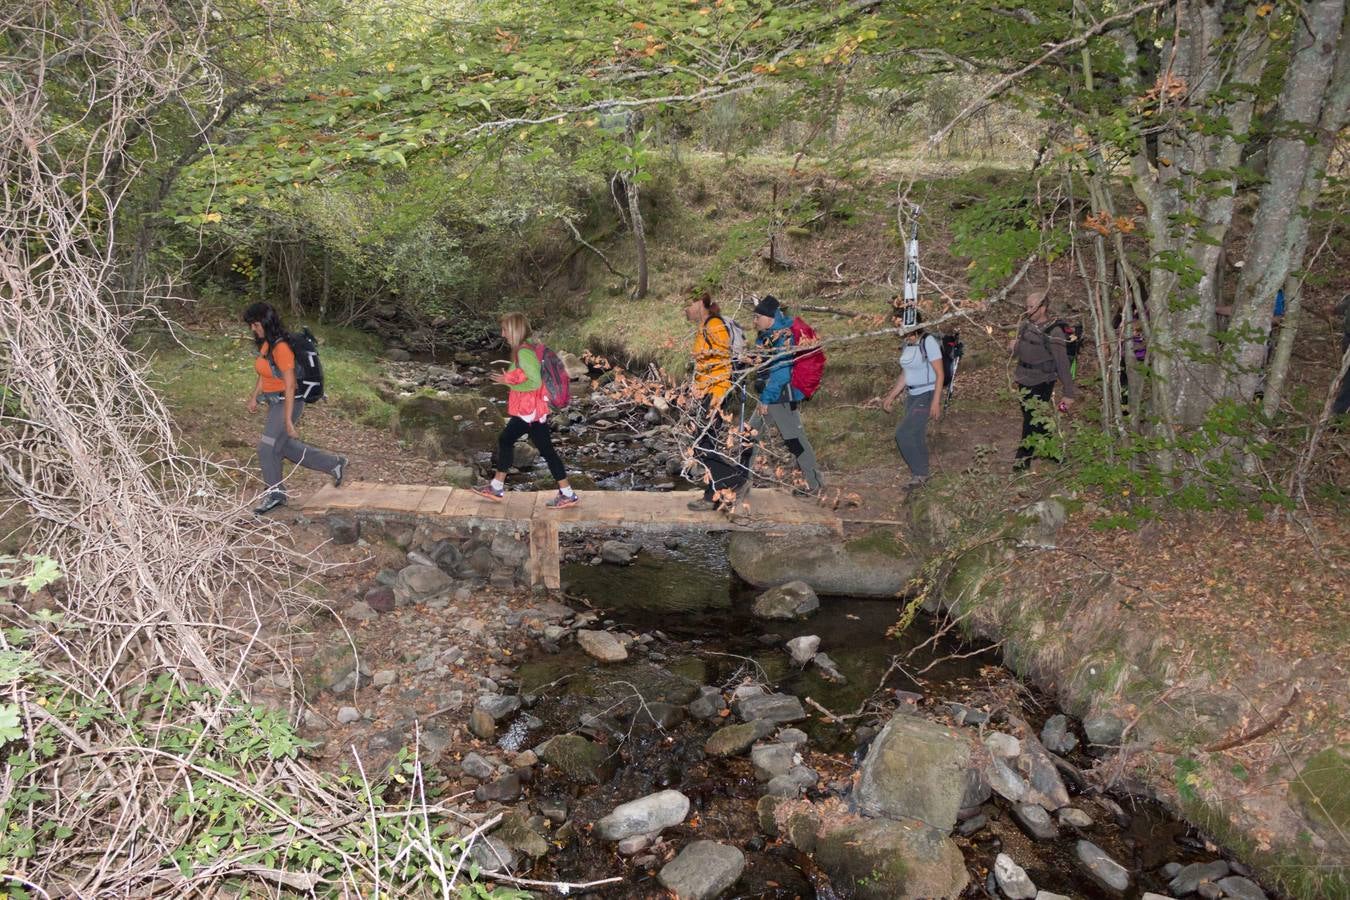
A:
[504,533,1217,898]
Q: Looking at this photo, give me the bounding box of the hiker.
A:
[685,293,749,511]
[881,315,943,489]
[746,294,824,495]
[473,313,580,508]
[1334,293,1350,417]
[1009,290,1078,471]
[243,302,346,515]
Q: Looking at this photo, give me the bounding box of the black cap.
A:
[753,294,780,317]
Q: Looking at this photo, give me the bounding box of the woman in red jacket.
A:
[473,313,580,508]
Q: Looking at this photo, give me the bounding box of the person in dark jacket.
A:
[1333,293,1350,417]
[1009,290,1078,470]
[743,295,823,495]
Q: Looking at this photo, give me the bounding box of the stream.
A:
[392,357,1260,899]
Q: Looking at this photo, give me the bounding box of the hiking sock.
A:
[490,478,505,492]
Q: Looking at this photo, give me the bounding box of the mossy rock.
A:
[539,734,615,785]
[1290,745,1350,849]
[813,817,968,900]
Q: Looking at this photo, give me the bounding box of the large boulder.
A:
[856,715,972,833]
[751,581,820,620]
[728,531,920,597]
[813,816,969,900]
[595,790,690,841]
[658,841,745,899]
[394,564,452,604]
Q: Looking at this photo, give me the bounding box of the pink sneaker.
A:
[472,483,504,502]
[546,491,580,509]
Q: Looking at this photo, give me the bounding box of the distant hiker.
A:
[1010,290,1078,471]
[881,316,944,489]
[1334,293,1350,417]
[746,294,824,495]
[243,302,346,515]
[685,293,749,512]
[473,313,579,508]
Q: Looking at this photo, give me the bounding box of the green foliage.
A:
[949,174,1067,296]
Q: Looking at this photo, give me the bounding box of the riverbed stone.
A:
[363,585,396,613]
[1012,803,1059,840]
[475,693,520,721]
[658,840,745,900]
[728,531,920,597]
[688,686,726,719]
[751,743,796,781]
[337,706,360,724]
[327,516,360,545]
[1168,860,1230,895]
[985,732,1021,758]
[994,852,1037,899]
[470,835,516,872]
[786,635,820,666]
[394,564,453,604]
[474,773,521,803]
[751,581,820,620]
[960,766,993,808]
[600,540,638,565]
[1018,736,1072,810]
[1076,840,1131,892]
[496,809,549,858]
[778,727,808,747]
[812,816,968,900]
[812,652,846,684]
[732,692,806,724]
[576,629,629,662]
[596,790,690,841]
[705,720,775,757]
[461,752,496,780]
[1041,714,1079,754]
[469,708,495,741]
[856,714,971,833]
[1216,877,1267,900]
[984,756,1031,803]
[1036,893,1072,900]
[1083,712,1126,747]
[539,734,613,785]
[1058,806,1093,828]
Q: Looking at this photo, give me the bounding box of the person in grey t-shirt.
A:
[881,320,944,489]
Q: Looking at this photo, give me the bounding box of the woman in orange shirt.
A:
[684,293,747,512]
[243,303,347,514]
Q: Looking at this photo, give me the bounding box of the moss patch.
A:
[1290,745,1350,838]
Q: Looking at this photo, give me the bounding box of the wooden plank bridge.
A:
[301,481,843,590]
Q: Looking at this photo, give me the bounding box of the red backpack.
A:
[788,316,826,399]
[533,344,571,411]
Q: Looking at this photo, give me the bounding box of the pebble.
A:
[460,752,495,780]
[1057,807,1093,828]
[777,727,808,747]
[994,852,1037,899]
[1215,876,1267,900]
[1076,839,1131,892]
[733,692,806,724]
[984,732,1022,758]
[469,835,516,872]
[372,669,397,688]
[336,706,361,724]
[474,693,520,721]
[596,790,690,841]
[576,629,629,663]
[617,834,651,856]
[658,840,746,900]
[948,702,990,725]
[469,708,495,741]
[1040,713,1079,754]
[1169,860,1230,895]
[750,743,796,781]
[785,635,820,666]
[1013,803,1059,841]
[811,652,847,684]
[473,772,521,803]
[957,813,988,836]
[538,798,568,823]
[343,600,378,622]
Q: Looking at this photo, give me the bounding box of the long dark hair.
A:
[695,291,720,318]
[242,302,286,349]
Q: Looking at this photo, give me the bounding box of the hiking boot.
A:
[546,490,580,509]
[332,456,348,488]
[253,494,287,516]
[472,483,505,502]
[687,497,719,512]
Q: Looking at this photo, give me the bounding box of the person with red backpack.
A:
[744,295,824,496]
[473,312,580,508]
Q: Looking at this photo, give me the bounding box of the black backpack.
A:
[918,332,965,402]
[1048,320,1085,376]
[267,328,325,402]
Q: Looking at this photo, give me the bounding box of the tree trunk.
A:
[1233,0,1350,404]
[625,173,648,299]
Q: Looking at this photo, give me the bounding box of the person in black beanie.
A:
[742,294,824,495]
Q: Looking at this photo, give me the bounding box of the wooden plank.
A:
[528,519,561,590]
[303,483,365,511]
[417,486,454,516]
[359,483,429,513]
[501,491,540,521]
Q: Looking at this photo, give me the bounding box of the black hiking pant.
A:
[1014,381,1057,468]
[497,416,567,482]
[695,397,748,501]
